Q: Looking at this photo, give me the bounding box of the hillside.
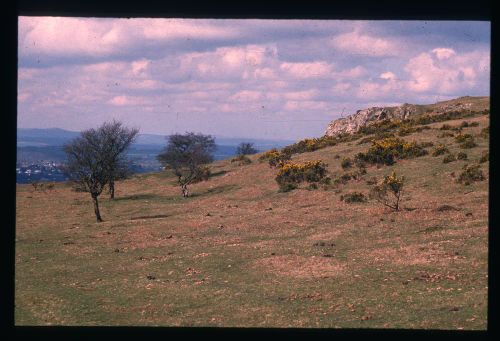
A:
[325,96,489,137]
[15,113,489,328]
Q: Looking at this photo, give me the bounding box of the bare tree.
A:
[63,121,138,221]
[236,142,258,156]
[99,121,139,199]
[157,132,216,197]
[63,131,109,222]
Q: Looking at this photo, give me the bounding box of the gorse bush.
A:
[370,171,405,211]
[397,125,429,137]
[457,164,485,185]
[275,160,329,192]
[459,121,479,128]
[358,119,403,136]
[259,149,291,168]
[455,133,474,144]
[479,150,489,163]
[431,144,450,156]
[258,148,279,162]
[480,126,489,138]
[405,109,489,126]
[419,141,434,148]
[355,137,428,166]
[340,192,368,203]
[455,133,478,149]
[341,157,352,169]
[443,154,456,163]
[357,132,396,145]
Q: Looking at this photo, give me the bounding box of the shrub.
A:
[455,133,474,144]
[456,152,468,160]
[341,157,352,169]
[282,138,321,154]
[358,119,404,136]
[369,171,405,211]
[460,121,470,128]
[470,122,480,127]
[258,148,279,162]
[259,149,291,167]
[443,154,456,163]
[406,109,489,126]
[231,154,252,165]
[355,137,428,166]
[459,140,478,149]
[457,164,485,185]
[278,183,298,192]
[454,133,478,149]
[440,124,453,130]
[340,192,368,203]
[480,126,489,138]
[236,142,258,155]
[397,125,416,136]
[431,144,449,156]
[334,154,340,159]
[419,141,434,148]
[479,150,489,163]
[365,176,378,185]
[358,132,396,145]
[275,160,329,192]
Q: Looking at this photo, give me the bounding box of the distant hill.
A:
[17,128,294,148]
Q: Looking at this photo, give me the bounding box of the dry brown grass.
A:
[15,114,489,328]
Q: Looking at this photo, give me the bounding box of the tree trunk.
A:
[181,184,189,197]
[109,180,115,199]
[91,194,103,222]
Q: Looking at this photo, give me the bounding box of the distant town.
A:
[16,159,163,184]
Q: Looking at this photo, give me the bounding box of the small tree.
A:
[370,171,405,211]
[99,120,139,199]
[63,132,109,222]
[157,132,216,197]
[236,142,258,156]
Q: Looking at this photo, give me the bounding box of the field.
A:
[15,115,489,328]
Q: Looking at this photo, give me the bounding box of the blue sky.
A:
[18,18,490,140]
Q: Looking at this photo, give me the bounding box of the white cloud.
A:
[331,30,400,57]
[336,65,368,79]
[108,95,147,106]
[284,89,319,101]
[431,48,456,60]
[380,71,396,80]
[405,49,488,94]
[280,61,333,79]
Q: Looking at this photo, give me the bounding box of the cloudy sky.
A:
[18,17,490,140]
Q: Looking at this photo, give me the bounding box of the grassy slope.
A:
[15,115,489,328]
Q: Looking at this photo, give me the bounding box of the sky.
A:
[18,17,490,140]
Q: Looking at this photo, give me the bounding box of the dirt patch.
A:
[368,243,465,266]
[124,229,178,250]
[306,230,343,241]
[253,254,345,278]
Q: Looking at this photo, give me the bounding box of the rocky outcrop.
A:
[324,104,417,137]
[324,96,489,137]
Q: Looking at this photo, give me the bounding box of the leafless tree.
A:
[99,121,139,199]
[63,121,138,222]
[157,132,215,197]
[236,142,258,156]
